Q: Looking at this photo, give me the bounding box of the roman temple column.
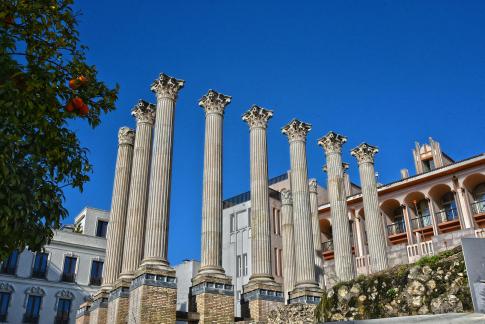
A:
[309,179,325,289]
[128,74,184,324]
[241,106,284,321]
[103,127,135,289]
[351,143,389,273]
[281,189,296,301]
[107,100,155,324]
[191,90,234,324]
[282,119,322,305]
[318,132,355,282]
[88,127,135,324]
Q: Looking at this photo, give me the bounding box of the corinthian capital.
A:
[281,189,293,205]
[351,143,379,164]
[317,131,347,155]
[281,119,311,142]
[150,73,185,100]
[118,127,135,146]
[309,179,318,193]
[242,105,273,129]
[131,99,156,125]
[199,89,231,115]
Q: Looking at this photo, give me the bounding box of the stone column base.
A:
[241,282,285,322]
[88,291,108,324]
[288,286,323,305]
[107,279,131,324]
[128,266,177,324]
[75,301,91,324]
[190,274,234,324]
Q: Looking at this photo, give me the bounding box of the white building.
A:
[0,207,109,324]
[221,173,327,316]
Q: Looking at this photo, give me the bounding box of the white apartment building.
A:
[221,173,327,316]
[0,207,109,324]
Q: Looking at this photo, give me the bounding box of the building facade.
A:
[318,138,485,285]
[221,173,327,316]
[0,207,109,324]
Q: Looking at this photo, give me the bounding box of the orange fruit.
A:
[72,97,84,109]
[78,104,89,116]
[69,79,80,89]
[65,101,74,112]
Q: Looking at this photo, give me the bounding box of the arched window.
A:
[473,184,485,202]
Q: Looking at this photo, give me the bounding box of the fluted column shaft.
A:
[198,90,231,275]
[352,144,388,272]
[318,132,355,282]
[243,106,274,282]
[281,190,296,299]
[120,104,155,279]
[141,74,184,268]
[282,120,319,289]
[309,180,325,288]
[102,128,135,289]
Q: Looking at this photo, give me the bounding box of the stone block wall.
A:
[88,307,107,324]
[241,299,284,322]
[107,296,129,324]
[191,292,234,324]
[129,284,177,324]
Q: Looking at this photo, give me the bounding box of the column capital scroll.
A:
[150,73,185,100]
[242,105,273,129]
[281,119,311,142]
[199,89,231,115]
[118,127,135,145]
[309,179,318,193]
[281,189,293,205]
[317,131,347,155]
[132,99,156,125]
[351,143,379,164]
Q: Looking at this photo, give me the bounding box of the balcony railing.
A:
[22,314,39,323]
[54,314,70,324]
[411,214,432,229]
[322,240,334,252]
[471,200,485,215]
[61,273,76,283]
[31,270,47,279]
[435,207,459,223]
[387,220,406,235]
[90,277,102,286]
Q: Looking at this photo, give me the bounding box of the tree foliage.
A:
[0,0,119,259]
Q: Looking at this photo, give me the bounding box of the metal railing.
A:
[411,214,432,229]
[22,314,39,323]
[387,220,406,235]
[471,200,485,215]
[322,240,334,252]
[61,273,75,283]
[31,270,46,279]
[435,207,459,223]
[89,277,102,286]
[54,314,70,324]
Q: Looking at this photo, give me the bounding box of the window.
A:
[24,295,42,323]
[0,292,10,322]
[236,255,241,277]
[272,208,276,234]
[422,159,435,172]
[90,260,104,286]
[32,252,48,279]
[247,208,251,227]
[274,248,278,276]
[55,298,71,324]
[278,249,282,277]
[230,213,235,233]
[276,209,281,235]
[96,220,108,238]
[242,253,248,276]
[62,256,77,282]
[236,290,241,300]
[1,250,19,275]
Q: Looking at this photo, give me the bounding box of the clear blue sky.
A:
[64,1,485,265]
